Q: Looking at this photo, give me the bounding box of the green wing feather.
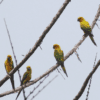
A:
[54,49,68,77]
[54,49,64,62]
[21,72,28,85]
[12,61,14,69]
[81,25,97,46]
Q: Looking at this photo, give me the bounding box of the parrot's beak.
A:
[77,19,79,21]
[53,46,55,49]
[7,57,11,62]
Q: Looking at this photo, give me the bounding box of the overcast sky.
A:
[0,0,100,100]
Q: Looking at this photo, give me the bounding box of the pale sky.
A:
[0,0,100,100]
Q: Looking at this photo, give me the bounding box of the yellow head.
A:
[7,55,12,62]
[27,66,32,74]
[77,17,85,22]
[53,44,61,50]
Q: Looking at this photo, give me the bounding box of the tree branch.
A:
[0,0,3,4]
[26,74,49,99]
[73,60,100,100]
[0,0,71,87]
[30,75,58,100]
[91,4,100,29]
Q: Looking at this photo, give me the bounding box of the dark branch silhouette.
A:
[73,60,100,100]
[86,53,97,100]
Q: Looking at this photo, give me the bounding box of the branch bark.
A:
[73,60,100,100]
[0,0,71,87]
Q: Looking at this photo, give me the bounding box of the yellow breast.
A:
[5,60,13,73]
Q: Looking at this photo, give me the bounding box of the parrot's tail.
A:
[89,35,97,46]
[10,75,15,90]
[61,63,68,77]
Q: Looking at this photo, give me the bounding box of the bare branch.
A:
[95,23,100,29]
[0,0,3,4]
[26,74,49,99]
[0,64,59,97]
[0,0,71,87]
[86,53,97,100]
[30,75,58,100]
[75,51,82,63]
[73,60,100,100]
[4,19,26,99]
[57,68,65,80]
[91,4,100,29]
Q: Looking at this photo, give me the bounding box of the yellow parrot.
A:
[77,17,97,46]
[4,55,15,90]
[53,44,68,77]
[16,66,32,100]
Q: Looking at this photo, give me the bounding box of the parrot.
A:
[16,66,32,100]
[77,17,97,46]
[4,55,15,90]
[53,44,68,77]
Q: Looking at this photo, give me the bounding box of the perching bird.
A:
[4,55,15,90]
[53,44,68,77]
[77,17,97,46]
[16,66,32,100]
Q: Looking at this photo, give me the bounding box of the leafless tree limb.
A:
[73,60,100,100]
[30,75,58,100]
[95,23,100,29]
[86,53,97,100]
[0,63,59,97]
[26,74,49,99]
[57,68,65,80]
[4,19,26,100]
[0,0,3,4]
[0,0,71,87]
[75,51,82,63]
[91,4,100,29]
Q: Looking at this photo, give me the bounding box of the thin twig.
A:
[31,75,58,100]
[75,51,82,63]
[0,0,71,87]
[57,68,65,80]
[26,74,49,99]
[4,19,26,100]
[86,53,97,100]
[95,23,100,29]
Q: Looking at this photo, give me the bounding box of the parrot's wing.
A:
[12,61,14,69]
[21,72,28,85]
